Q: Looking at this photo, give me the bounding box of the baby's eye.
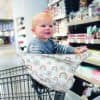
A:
[49,25,53,27]
[41,25,46,27]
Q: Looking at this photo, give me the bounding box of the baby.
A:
[27,12,87,54]
[27,11,88,100]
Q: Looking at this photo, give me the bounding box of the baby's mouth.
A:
[44,32,51,35]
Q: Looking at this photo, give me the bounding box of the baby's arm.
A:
[53,40,88,54]
[54,43,75,54]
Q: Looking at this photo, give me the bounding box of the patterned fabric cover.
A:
[21,52,89,92]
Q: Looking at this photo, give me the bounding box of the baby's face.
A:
[33,17,55,40]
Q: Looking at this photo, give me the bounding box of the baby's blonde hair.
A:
[32,12,53,29]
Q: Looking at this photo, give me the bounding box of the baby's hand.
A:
[74,46,88,54]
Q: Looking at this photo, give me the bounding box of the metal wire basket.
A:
[0,65,55,100]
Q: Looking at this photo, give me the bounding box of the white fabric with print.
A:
[22,52,89,92]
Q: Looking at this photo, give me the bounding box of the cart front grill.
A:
[0,66,55,100]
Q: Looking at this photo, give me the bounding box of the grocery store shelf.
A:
[93,39,100,44]
[69,39,100,44]
[84,49,100,66]
[75,72,100,87]
[75,66,100,87]
[0,19,13,21]
[84,59,100,67]
[48,0,61,6]
[67,16,100,26]
[53,32,67,37]
[53,14,66,20]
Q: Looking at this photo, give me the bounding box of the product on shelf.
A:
[76,65,100,84]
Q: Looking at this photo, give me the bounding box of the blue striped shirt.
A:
[27,38,75,54]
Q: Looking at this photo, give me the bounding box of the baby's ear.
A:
[31,28,35,32]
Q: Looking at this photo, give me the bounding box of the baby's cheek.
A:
[52,27,56,32]
[52,29,57,34]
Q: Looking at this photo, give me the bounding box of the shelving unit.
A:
[68,17,100,64]
[68,26,100,100]
[67,16,100,26]
[75,64,100,87]
[69,18,100,87]
[0,0,14,45]
[48,0,67,38]
[48,0,100,98]
[83,49,100,66]
[0,19,14,45]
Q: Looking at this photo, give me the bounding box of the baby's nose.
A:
[45,26,51,30]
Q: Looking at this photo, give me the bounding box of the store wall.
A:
[12,0,48,52]
[0,0,13,19]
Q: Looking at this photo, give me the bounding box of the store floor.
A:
[64,90,81,100]
[0,45,23,70]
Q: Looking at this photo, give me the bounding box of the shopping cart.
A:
[0,65,55,100]
[0,53,89,100]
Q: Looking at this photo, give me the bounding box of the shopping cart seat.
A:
[29,75,54,100]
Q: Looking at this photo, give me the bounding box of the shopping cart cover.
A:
[21,52,89,92]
